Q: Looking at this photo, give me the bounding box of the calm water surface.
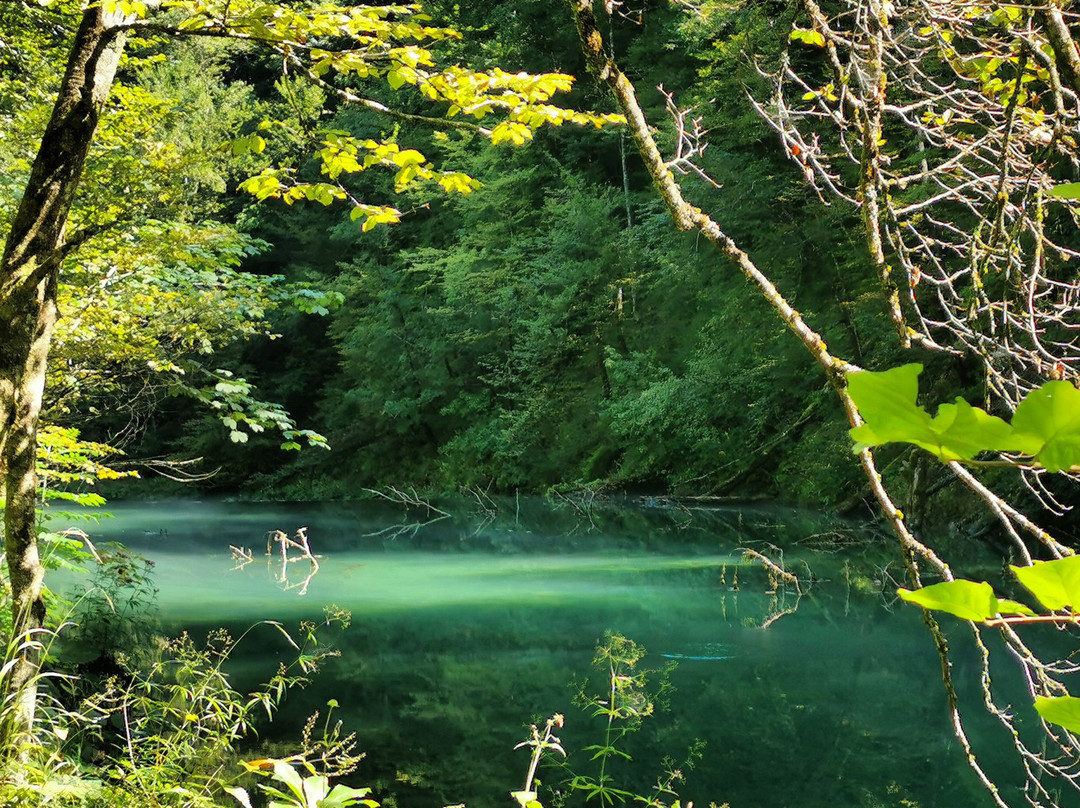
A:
[55,498,1048,808]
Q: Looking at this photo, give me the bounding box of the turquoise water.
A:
[53,498,1044,808]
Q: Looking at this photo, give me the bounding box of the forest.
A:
[3,0,1080,806]
[5,0,888,505]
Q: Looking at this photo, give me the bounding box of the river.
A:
[51,497,1042,808]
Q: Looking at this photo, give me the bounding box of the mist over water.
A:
[55,498,1037,808]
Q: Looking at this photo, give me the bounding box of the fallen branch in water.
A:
[740,547,802,595]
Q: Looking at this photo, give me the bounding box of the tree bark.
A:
[0,2,128,749]
[1039,1,1080,98]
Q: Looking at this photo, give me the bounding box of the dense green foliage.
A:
[81,0,908,507]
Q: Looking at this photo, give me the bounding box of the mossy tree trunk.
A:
[0,2,128,749]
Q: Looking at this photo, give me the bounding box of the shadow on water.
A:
[55,497,1037,808]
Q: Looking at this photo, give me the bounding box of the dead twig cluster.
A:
[755,0,1080,416]
[749,1,1080,800]
[231,527,321,596]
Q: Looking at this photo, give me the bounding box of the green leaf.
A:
[1011,556,1080,611]
[1048,183,1080,200]
[1011,382,1080,472]
[230,133,266,156]
[322,784,377,808]
[849,366,1080,471]
[790,27,826,46]
[238,170,284,201]
[302,775,330,806]
[996,597,1038,616]
[848,364,936,452]
[928,398,1014,459]
[512,791,538,808]
[1035,696,1080,734]
[271,761,305,802]
[897,579,1032,621]
[849,364,1020,461]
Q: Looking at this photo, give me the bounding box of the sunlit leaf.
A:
[271,761,305,802]
[1035,696,1080,734]
[995,597,1037,616]
[1011,556,1080,611]
[322,783,377,808]
[897,579,1031,621]
[928,398,1014,460]
[437,172,482,194]
[790,28,826,47]
[849,364,1024,461]
[491,121,533,146]
[848,364,938,453]
[225,787,253,808]
[1011,382,1080,472]
[1048,183,1080,200]
[391,149,426,168]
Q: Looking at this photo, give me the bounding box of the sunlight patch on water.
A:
[142,551,744,622]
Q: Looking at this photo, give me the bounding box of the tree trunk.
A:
[0,277,58,751]
[0,2,128,750]
[1039,1,1080,98]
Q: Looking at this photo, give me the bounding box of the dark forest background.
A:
[16,1,986,522]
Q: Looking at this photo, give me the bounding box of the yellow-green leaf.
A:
[1049,183,1080,200]
[437,172,482,195]
[1011,557,1080,612]
[790,28,826,47]
[898,579,1031,621]
[1035,696,1080,734]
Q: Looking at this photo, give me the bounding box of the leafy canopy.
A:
[117,0,624,231]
